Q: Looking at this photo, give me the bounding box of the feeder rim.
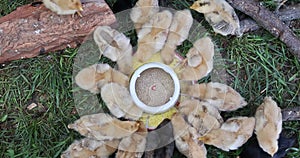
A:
[129,62,180,114]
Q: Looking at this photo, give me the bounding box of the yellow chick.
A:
[255,97,282,156]
[190,0,241,36]
[61,138,120,158]
[43,0,83,16]
[93,26,133,75]
[199,116,255,151]
[178,37,214,81]
[124,104,144,121]
[161,9,193,65]
[75,63,129,94]
[130,0,159,33]
[171,113,207,158]
[203,82,247,111]
[68,113,140,140]
[101,83,143,120]
[181,82,247,111]
[116,122,148,158]
[135,10,173,62]
[178,99,223,138]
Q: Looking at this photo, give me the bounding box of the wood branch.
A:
[227,0,300,59]
[277,4,300,21]
[0,1,116,63]
[240,4,300,33]
[282,106,300,121]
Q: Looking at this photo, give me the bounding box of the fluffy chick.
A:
[240,131,297,158]
[43,0,83,16]
[130,0,159,33]
[178,37,214,81]
[190,0,241,36]
[93,26,133,75]
[255,97,282,156]
[116,121,148,158]
[61,138,119,158]
[199,116,255,151]
[181,82,247,111]
[171,113,207,158]
[134,10,173,62]
[75,63,129,94]
[178,99,223,138]
[124,104,144,121]
[101,83,143,119]
[160,9,193,65]
[68,113,140,140]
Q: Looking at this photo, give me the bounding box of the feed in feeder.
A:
[130,62,180,114]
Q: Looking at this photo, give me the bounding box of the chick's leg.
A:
[76,11,83,17]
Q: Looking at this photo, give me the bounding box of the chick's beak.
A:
[75,2,83,11]
[190,3,198,10]
[78,6,83,11]
[75,4,83,17]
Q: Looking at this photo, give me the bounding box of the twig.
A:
[240,4,300,33]
[282,106,300,121]
[227,0,300,59]
[277,4,300,21]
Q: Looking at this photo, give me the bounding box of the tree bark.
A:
[240,4,300,33]
[227,0,300,59]
[0,1,116,63]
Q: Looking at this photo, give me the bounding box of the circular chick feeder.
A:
[130,62,180,114]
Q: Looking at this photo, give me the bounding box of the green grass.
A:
[0,50,80,157]
[1,0,300,158]
[0,0,33,17]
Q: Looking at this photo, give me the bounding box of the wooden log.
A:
[0,1,116,63]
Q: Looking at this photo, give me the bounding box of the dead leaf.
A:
[27,102,38,110]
